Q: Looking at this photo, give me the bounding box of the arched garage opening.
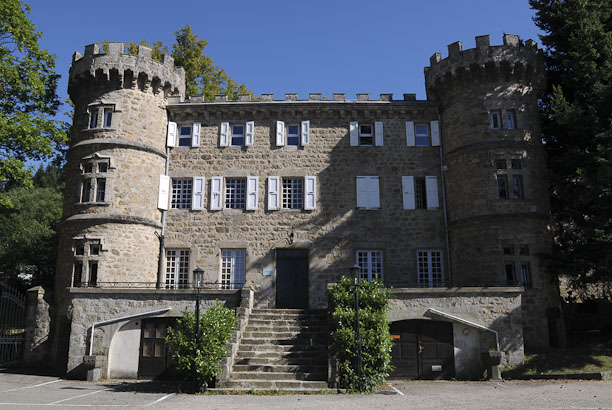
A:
[389,320,455,379]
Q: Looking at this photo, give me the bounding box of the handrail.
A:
[427,308,500,351]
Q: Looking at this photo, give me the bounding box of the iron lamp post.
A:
[350,264,364,393]
[192,267,205,386]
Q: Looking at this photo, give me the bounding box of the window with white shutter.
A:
[301,120,310,146]
[246,176,259,210]
[349,121,359,146]
[167,122,177,147]
[425,176,439,209]
[430,120,440,146]
[192,122,201,147]
[210,176,223,210]
[158,175,170,210]
[219,122,229,147]
[267,176,280,210]
[192,176,205,210]
[374,121,383,146]
[406,121,415,146]
[356,176,380,209]
[245,121,255,146]
[276,121,285,146]
[304,176,316,210]
[402,176,415,210]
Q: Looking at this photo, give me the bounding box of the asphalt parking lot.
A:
[1,372,612,410]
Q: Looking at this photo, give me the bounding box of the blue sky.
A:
[26,0,542,104]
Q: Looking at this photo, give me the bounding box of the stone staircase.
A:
[216,308,330,392]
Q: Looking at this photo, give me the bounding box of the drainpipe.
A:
[427,308,500,351]
[156,144,171,289]
[438,113,452,286]
[88,307,171,356]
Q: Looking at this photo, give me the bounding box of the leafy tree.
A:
[170,26,251,101]
[0,0,67,187]
[330,277,393,392]
[0,164,63,291]
[166,303,237,392]
[530,0,612,297]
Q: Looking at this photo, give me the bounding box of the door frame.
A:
[275,248,309,309]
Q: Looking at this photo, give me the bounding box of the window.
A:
[287,125,300,146]
[495,156,525,200]
[414,177,427,209]
[415,124,429,146]
[282,178,303,209]
[171,179,192,209]
[220,249,245,289]
[502,244,532,287]
[231,125,244,146]
[402,176,439,210]
[225,178,246,209]
[506,110,516,130]
[417,250,444,287]
[356,250,383,281]
[165,249,189,289]
[356,176,380,209]
[80,157,110,204]
[359,124,373,146]
[72,238,103,287]
[490,111,501,129]
[89,110,98,129]
[178,126,192,147]
[103,108,113,128]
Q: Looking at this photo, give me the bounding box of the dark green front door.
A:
[275,249,309,309]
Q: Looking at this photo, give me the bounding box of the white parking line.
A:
[48,388,111,405]
[387,383,405,396]
[0,379,62,393]
[145,393,174,407]
[0,403,129,407]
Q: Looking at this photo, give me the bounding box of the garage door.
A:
[389,320,455,379]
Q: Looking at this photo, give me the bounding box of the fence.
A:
[0,282,26,366]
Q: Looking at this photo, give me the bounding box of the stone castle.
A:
[25,34,564,384]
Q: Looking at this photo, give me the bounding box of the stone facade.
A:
[48,34,565,380]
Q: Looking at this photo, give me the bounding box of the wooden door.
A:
[275,249,309,309]
[138,318,174,379]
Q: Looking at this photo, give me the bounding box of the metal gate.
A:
[0,282,26,366]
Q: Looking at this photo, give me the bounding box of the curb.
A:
[505,371,612,381]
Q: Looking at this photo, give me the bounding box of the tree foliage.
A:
[531,0,612,296]
[330,277,393,392]
[0,0,67,186]
[0,164,63,291]
[165,303,237,391]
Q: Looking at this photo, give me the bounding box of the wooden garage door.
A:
[389,320,455,379]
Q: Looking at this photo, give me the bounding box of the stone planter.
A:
[482,351,503,380]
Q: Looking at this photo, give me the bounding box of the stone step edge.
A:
[206,387,341,395]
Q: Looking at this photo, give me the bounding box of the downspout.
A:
[156,143,171,288]
[427,308,500,351]
[438,113,452,285]
[88,307,171,356]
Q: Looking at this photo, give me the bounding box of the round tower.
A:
[425,34,563,349]
[53,43,184,369]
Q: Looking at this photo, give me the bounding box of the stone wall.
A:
[165,101,446,308]
[388,287,524,376]
[22,287,52,366]
[66,288,240,378]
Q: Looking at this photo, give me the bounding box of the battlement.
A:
[69,42,185,97]
[170,92,421,104]
[425,34,545,99]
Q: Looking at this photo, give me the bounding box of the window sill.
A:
[356,207,380,211]
[81,127,117,133]
[75,201,111,207]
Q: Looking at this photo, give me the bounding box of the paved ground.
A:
[1,372,612,409]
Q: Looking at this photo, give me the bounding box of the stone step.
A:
[207,387,337,394]
[251,308,326,314]
[230,371,326,381]
[234,357,328,366]
[236,350,327,360]
[239,343,326,353]
[245,324,328,332]
[239,339,327,348]
[217,379,329,390]
[248,313,326,321]
[232,364,327,373]
[243,331,327,339]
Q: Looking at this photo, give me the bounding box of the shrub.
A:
[330,276,393,392]
[166,301,237,391]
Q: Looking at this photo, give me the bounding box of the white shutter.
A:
[167,122,177,147]
[406,121,415,146]
[375,121,384,146]
[210,176,223,210]
[245,121,255,146]
[192,122,201,147]
[350,121,359,146]
[431,120,440,146]
[356,176,369,208]
[246,176,259,210]
[192,176,205,210]
[267,176,280,210]
[219,122,229,147]
[368,176,380,209]
[301,120,310,146]
[276,121,285,146]
[304,176,317,210]
[158,175,170,210]
[426,176,439,209]
[402,176,415,210]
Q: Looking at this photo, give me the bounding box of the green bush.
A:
[166,301,237,391]
[330,276,393,392]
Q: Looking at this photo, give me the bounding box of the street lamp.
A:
[192,267,205,386]
[350,264,364,393]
